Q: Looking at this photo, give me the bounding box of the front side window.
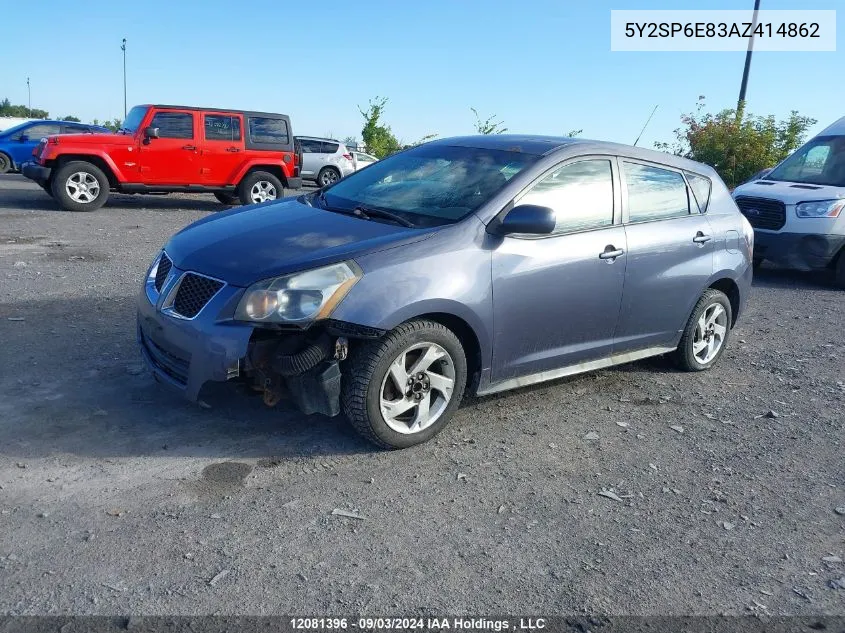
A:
[249,117,289,144]
[321,144,539,226]
[767,136,845,187]
[150,112,194,139]
[624,162,690,223]
[18,124,60,140]
[204,114,241,142]
[519,159,614,234]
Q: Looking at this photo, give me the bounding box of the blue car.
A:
[138,135,754,449]
[0,120,110,174]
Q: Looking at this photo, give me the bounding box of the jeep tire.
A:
[51,161,110,212]
[238,171,283,205]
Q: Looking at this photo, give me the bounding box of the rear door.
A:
[492,157,627,381]
[200,112,244,185]
[614,159,715,353]
[138,109,200,184]
[299,139,324,178]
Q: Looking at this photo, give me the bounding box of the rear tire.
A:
[51,161,109,212]
[342,320,467,449]
[672,289,732,372]
[214,192,239,206]
[237,171,283,205]
[0,153,10,174]
[317,167,340,187]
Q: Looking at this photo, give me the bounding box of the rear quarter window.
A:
[321,142,339,154]
[248,117,289,144]
[685,172,712,213]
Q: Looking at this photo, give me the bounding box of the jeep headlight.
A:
[235,261,361,324]
[795,200,844,218]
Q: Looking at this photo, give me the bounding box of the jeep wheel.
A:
[342,320,467,449]
[51,161,110,212]
[214,192,239,206]
[0,153,10,174]
[317,167,340,187]
[238,171,283,205]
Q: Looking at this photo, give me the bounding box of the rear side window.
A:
[248,117,289,144]
[150,112,194,139]
[519,159,615,234]
[685,172,712,213]
[624,162,689,223]
[204,114,241,141]
[299,139,321,153]
[321,142,339,154]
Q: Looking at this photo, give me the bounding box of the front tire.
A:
[51,161,110,211]
[0,153,11,174]
[237,171,283,205]
[342,320,467,449]
[672,288,732,372]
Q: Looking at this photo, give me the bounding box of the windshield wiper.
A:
[352,204,416,228]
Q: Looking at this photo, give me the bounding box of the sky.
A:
[3,0,842,148]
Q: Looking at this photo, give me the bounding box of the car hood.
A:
[733,179,845,204]
[48,132,124,145]
[164,197,438,286]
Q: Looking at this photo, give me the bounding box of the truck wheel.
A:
[214,192,239,206]
[317,167,340,187]
[672,288,732,372]
[51,161,110,211]
[341,320,467,449]
[0,153,10,174]
[238,171,283,205]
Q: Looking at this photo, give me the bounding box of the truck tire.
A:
[0,153,10,174]
[214,192,239,206]
[238,171,283,205]
[341,319,467,449]
[51,161,110,212]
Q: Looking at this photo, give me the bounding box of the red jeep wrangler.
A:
[22,104,302,211]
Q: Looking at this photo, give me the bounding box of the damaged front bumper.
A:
[136,273,381,417]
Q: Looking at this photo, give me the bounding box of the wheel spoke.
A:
[427,371,454,397]
[387,353,408,390]
[408,345,445,376]
[712,322,727,338]
[381,397,415,420]
[693,339,707,354]
[409,394,431,432]
[707,337,717,359]
[707,304,725,327]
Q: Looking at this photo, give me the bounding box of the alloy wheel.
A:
[249,180,277,203]
[692,303,728,364]
[65,171,100,203]
[379,342,456,435]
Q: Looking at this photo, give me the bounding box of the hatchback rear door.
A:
[613,159,715,353]
[491,157,626,381]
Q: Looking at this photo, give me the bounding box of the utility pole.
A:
[737,0,761,113]
[27,77,31,117]
[121,38,127,119]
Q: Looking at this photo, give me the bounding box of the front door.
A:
[11,123,60,166]
[614,159,715,352]
[138,109,200,185]
[200,112,244,186]
[492,157,626,381]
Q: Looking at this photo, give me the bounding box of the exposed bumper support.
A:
[754,231,845,270]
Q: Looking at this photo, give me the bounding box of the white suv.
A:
[295,136,355,187]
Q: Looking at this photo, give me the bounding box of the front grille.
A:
[734,196,786,231]
[172,273,224,318]
[141,332,189,385]
[154,253,172,292]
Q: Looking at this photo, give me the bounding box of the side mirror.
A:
[144,126,160,139]
[497,204,556,235]
[18,135,29,142]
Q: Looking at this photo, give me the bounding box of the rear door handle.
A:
[599,246,625,260]
[226,147,240,153]
[693,232,712,244]
[182,145,196,151]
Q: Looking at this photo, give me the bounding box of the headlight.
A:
[235,261,361,324]
[795,200,844,218]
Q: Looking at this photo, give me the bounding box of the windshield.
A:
[0,122,33,137]
[320,144,539,225]
[767,135,845,187]
[121,106,148,133]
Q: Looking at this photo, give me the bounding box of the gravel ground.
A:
[0,173,843,617]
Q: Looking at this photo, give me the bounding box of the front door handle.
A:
[599,246,625,260]
[693,232,712,244]
[225,147,240,153]
[182,144,197,151]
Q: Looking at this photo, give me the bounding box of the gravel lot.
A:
[0,173,843,617]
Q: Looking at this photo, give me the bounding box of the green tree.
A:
[0,97,48,119]
[655,97,816,189]
[471,107,507,134]
[61,115,81,122]
[359,97,401,158]
[343,136,359,149]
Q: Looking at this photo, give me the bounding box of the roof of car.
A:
[146,105,290,118]
[428,134,715,175]
[295,135,341,142]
